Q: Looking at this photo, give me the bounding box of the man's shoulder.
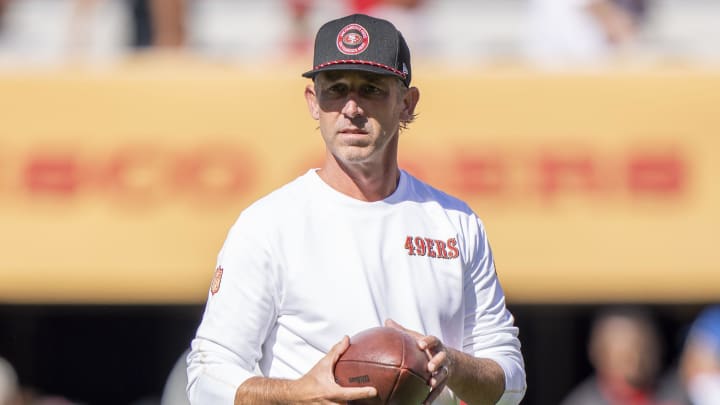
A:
[401,170,474,215]
[237,171,315,219]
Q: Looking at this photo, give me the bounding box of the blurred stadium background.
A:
[0,0,718,404]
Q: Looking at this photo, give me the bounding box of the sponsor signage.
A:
[1,64,718,303]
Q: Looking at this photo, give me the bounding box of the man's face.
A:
[592,317,661,388]
[305,70,417,167]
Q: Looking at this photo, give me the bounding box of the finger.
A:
[420,337,443,368]
[328,336,351,363]
[335,386,378,401]
[429,365,450,387]
[427,350,448,373]
[385,319,419,338]
[385,319,425,343]
[423,366,449,405]
[418,334,441,352]
[384,318,404,331]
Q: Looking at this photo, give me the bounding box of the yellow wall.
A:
[1,60,718,303]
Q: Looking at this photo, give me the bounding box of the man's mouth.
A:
[340,128,368,134]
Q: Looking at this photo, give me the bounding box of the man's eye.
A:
[327,84,348,94]
[361,85,383,95]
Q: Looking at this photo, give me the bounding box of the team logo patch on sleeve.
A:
[210,266,223,295]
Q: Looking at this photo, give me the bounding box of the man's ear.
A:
[305,83,320,120]
[400,86,420,123]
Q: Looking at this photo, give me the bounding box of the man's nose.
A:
[342,97,364,118]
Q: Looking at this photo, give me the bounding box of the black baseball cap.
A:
[302,14,412,87]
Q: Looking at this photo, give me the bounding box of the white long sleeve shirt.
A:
[187,169,526,404]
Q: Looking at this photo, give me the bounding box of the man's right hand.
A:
[295,336,378,403]
[234,336,378,404]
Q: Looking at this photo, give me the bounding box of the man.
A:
[679,305,720,405]
[0,356,19,405]
[186,13,526,405]
[560,307,672,405]
[526,0,641,68]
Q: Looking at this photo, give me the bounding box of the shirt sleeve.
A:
[186,212,281,404]
[461,216,527,404]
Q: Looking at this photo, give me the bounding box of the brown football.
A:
[334,326,432,405]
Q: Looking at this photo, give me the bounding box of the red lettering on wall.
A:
[24,154,79,195]
[537,154,598,196]
[627,153,685,195]
[6,143,688,206]
[101,147,167,202]
[174,148,254,196]
[453,154,506,194]
[15,144,256,205]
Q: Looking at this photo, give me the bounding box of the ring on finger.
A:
[438,365,449,376]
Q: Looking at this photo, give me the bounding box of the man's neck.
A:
[317,159,400,202]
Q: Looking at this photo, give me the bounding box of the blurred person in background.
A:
[128,0,153,48]
[677,305,720,405]
[160,349,191,405]
[286,0,314,54]
[148,0,185,48]
[128,0,186,49]
[285,0,424,54]
[348,0,425,49]
[286,0,423,18]
[0,0,183,63]
[347,0,423,14]
[0,0,8,33]
[0,356,19,405]
[1,356,83,405]
[0,0,127,64]
[560,307,681,405]
[612,0,649,23]
[525,0,648,68]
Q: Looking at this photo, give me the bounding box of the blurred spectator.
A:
[285,0,423,18]
[678,305,720,405]
[348,0,423,14]
[0,0,186,64]
[148,0,185,48]
[128,0,153,47]
[0,0,8,33]
[0,0,127,65]
[283,0,425,55]
[286,0,314,54]
[0,356,84,405]
[525,0,648,68]
[348,0,425,47]
[161,347,265,404]
[128,0,186,49]
[613,0,649,24]
[560,307,679,405]
[0,356,19,405]
[160,349,190,405]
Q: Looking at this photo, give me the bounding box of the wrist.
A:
[234,376,298,405]
[445,347,460,383]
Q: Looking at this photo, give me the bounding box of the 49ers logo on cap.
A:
[337,23,369,55]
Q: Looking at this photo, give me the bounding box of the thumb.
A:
[384,318,403,330]
[328,335,351,362]
[385,319,418,337]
